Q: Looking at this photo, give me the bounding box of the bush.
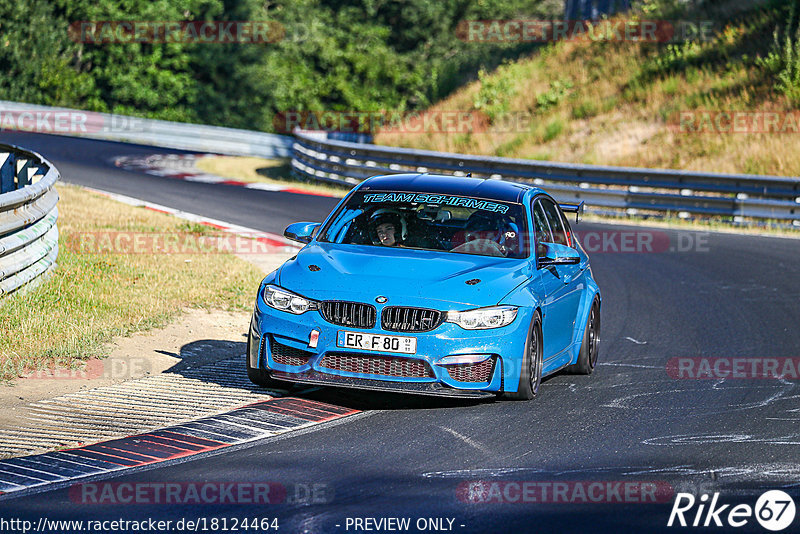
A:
[572,99,599,119]
[536,79,573,110]
[756,0,800,104]
[542,118,564,141]
[472,67,517,123]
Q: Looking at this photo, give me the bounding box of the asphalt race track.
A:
[2,131,800,533]
[0,131,337,235]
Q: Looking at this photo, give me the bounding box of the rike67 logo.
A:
[668,490,796,531]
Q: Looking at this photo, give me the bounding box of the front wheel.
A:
[564,298,600,375]
[246,336,283,388]
[504,313,543,400]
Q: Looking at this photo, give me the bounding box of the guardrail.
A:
[0,100,293,158]
[1,99,797,224]
[291,132,800,224]
[0,144,59,297]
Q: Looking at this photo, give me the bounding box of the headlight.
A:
[445,306,518,330]
[262,285,319,314]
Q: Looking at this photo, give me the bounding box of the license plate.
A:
[337,331,417,354]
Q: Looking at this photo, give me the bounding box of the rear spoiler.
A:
[559,201,585,223]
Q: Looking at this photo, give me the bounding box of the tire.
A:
[246,336,283,388]
[564,298,600,375]
[504,312,543,400]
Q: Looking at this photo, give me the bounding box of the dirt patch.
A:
[592,121,662,162]
[0,308,254,429]
[564,117,662,163]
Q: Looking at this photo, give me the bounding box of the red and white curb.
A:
[79,185,301,252]
[113,153,338,197]
[0,398,360,499]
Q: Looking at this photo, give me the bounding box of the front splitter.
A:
[270,370,496,399]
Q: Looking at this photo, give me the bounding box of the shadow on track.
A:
[165,338,567,412]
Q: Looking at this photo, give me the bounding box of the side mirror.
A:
[284,222,321,244]
[538,242,580,267]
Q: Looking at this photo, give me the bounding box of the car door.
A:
[533,197,583,361]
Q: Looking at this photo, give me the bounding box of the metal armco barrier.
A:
[0,144,59,297]
[0,100,293,158]
[291,132,800,224]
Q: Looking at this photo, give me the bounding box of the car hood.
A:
[277,243,529,307]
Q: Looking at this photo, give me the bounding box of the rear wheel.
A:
[246,336,283,388]
[504,313,543,400]
[564,298,600,375]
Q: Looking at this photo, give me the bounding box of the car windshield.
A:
[319,191,528,259]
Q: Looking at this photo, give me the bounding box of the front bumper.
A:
[269,370,495,398]
[249,294,532,395]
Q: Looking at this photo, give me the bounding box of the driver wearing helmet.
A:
[369,210,407,247]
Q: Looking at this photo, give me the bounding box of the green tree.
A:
[1,0,564,130]
[0,0,97,106]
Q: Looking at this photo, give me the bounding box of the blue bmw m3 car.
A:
[247,173,601,400]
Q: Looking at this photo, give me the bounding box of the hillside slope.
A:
[376,0,800,177]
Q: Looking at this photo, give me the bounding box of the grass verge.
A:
[0,184,265,382]
[194,156,349,197]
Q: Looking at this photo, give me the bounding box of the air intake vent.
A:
[445,358,495,383]
[270,337,313,367]
[319,352,434,378]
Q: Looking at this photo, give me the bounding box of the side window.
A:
[539,198,569,246]
[560,211,574,247]
[532,200,552,258]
